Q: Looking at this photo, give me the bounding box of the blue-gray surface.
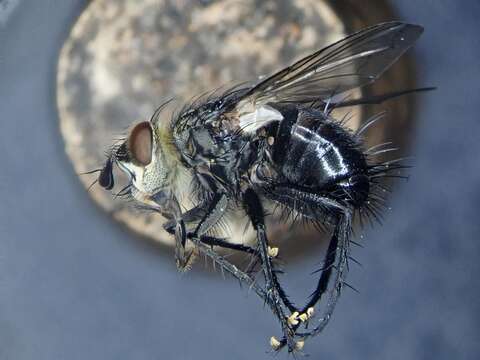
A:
[1,1,479,359]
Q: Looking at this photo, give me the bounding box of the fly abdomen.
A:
[331,174,370,208]
[270,106,369,207]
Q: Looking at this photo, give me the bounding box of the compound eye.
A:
[128,121,153,166]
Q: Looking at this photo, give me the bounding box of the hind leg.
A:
[263,185,353,350]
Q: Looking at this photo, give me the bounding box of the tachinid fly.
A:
[92,22,430,352]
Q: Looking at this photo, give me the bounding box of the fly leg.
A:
[294,212,351,341]
[189,234,284,320]
[162,190,263,274]
[198,235,258,255]
[164,213,285,321]
[276,213,351,351]
[264,185,353,350]
[162,192,228,271]
[242,188,299,352]
[190,192,228,238]
[173,218,191,271]
[164,225,259,257]
[151,191,194,271]
[199,236,265,283]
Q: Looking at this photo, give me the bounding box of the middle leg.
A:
[242,188,299,351]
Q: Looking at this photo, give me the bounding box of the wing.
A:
[235,22,423,131]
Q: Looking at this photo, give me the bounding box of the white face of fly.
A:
[115,121,174,207]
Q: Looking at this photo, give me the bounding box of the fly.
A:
[91,22,432,352]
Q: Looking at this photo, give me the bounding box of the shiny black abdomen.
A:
[270,106,369,208]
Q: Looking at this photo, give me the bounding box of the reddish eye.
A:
[128,122,153,166]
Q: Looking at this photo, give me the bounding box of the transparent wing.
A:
[240,22,423,106]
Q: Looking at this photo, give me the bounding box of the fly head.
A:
[109,120,179,214]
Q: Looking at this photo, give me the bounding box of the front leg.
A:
[150,190,193,270]
[173,218,193,271]
[191,192,228,237]
[162,205,288,324]
[162,192,229,271]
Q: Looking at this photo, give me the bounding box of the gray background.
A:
[0,1,479,359]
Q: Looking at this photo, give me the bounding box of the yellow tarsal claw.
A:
[267,246,279,258]
[295,340,305,351]
[298,313,308,322]
[298,306,315,322]
[270,336,281,350]
[287,311,300,326]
